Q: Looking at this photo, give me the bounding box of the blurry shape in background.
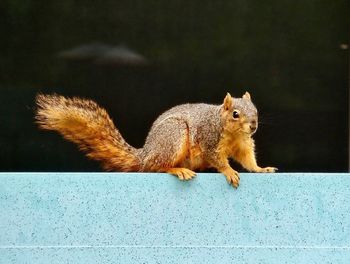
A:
[339,43,349,50]
[95,46,147,65]
[58,42,147,66]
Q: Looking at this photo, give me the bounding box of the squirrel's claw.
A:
[261,167,278,173]
[223,169,240,188]
[167,168,196,181]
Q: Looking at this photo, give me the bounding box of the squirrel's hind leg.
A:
[166,168,196,181]
[141,118,196,180]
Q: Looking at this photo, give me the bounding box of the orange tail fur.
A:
[35,94,140,171]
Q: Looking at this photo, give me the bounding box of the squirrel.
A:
[35,92,276,188]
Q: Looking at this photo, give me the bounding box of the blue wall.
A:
[1,173,350,263]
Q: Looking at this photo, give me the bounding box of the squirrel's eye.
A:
[233,110,240,119]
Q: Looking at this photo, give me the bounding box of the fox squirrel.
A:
[35,92,276,188]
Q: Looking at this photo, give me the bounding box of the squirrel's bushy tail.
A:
[35,94,140,171]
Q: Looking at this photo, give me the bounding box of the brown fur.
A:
[35,92,276,188]
[35,94,140,171]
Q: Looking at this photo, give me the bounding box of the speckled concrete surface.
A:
[0,173,350,263]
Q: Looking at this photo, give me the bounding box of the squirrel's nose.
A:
[250,120,257,132]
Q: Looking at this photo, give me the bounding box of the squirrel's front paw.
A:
[166,168,196,181]
[259,167,278,173]
[222,168,240,188]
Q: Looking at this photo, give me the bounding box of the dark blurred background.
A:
[0,0,349,172]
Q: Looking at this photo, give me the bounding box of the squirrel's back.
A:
[151,103,222,132]
[145,102,223,145]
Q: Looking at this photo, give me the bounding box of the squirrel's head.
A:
[221,92,258,136]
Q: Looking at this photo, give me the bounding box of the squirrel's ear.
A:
[242,91,251,100]
[223,92,233,111]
